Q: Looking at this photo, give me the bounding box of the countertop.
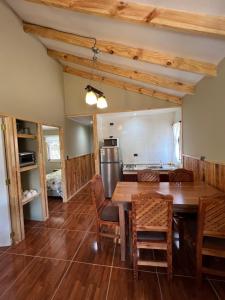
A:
[122,164,176,174]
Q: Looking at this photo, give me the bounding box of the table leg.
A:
[118,203,126,261]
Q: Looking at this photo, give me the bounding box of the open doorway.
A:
[0,117,12,247]
[65,115,94,199]
[42,125,63,214]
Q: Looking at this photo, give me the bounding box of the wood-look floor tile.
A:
[34,212,73,229]
[53,202,86,214]
[158,274,218,300]
[107,267,161,300]
[77,204,95,214]
[7,227,59,256]
[0,246,10,252]
[38,230,85,260]
[1,257,69,300]
[53,262,110,300]
[62,214,94,231]
[74,232,115,266]
[48,199,63,214]
[0,253,33,297]
[210,280,225,299]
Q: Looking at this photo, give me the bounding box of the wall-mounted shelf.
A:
[22,192,41,206]
[17,133,37,139]
[20,164,38,173]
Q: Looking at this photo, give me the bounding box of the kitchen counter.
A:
[122,164,177,182]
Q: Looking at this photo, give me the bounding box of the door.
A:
[0,118,12,246]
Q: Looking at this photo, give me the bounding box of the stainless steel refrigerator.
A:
[100,147,122,198]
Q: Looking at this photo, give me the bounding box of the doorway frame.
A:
[40,124,67,212]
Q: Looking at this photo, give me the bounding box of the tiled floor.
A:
[0,186,225,300]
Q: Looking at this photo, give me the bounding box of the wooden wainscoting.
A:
[66,153,95,199]
[183,155,225,192]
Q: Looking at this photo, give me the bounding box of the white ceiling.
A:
[6,0,225,101]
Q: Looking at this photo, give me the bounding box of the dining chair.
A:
[137,169,160,182]
[169,168,194,247]
[196,194,225,281]
[131,192,173,279]
[90,174,120,246]
[168,168,194,182]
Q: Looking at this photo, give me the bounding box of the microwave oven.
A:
[103,138,119,147]
[19,152,36,167]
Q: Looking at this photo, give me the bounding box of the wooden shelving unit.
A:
[20,164,38,173]
[22,192,41,205]
[17,133,37,139]
[12,118,47,240]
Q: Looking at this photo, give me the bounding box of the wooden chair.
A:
[137,169,160,182]
[168,168,194,182]
[131,192,173,279]
[196,194,225,281]
[90,175,120,245]
[169,168,194,247]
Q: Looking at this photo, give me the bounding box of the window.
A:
[173,122,181,164]
[45,135,60,161]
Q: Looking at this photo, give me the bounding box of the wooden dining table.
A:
[111,181,223,261]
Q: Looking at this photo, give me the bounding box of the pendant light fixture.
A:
[85,86,97,105]
[97,95,108,109]
[84,39,108,109]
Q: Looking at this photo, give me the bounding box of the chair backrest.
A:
[168,168,194,182]
[197,194,225,239]
[137,169,160,182]
[131,192,173,232]
[90,175,106,217]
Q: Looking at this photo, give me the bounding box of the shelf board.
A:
[20,164,38,172]
[17,133,37,139]
[22,192,41,205]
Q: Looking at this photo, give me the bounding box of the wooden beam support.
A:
[63,66,182,106]
[23,23,217,76]
[26,0,225,38]
[48,49,194,94]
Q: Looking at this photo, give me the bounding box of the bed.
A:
[46,169,63,197]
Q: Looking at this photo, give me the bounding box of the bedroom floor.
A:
[0,185,224,300]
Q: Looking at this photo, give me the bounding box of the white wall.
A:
[65,118,93,158]
[183,58,225,162]
[0,1,65,126]
[98,108,181,164]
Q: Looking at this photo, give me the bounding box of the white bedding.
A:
[46,169,62,197]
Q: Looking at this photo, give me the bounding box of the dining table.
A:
[111,181,224,261]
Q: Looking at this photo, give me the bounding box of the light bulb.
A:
[97,96,108,109]
[85,91,97,105]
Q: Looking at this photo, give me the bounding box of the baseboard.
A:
[66,180,91,202]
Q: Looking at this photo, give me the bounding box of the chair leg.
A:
[196,253,203,285]
[96,221,101,247]
[174,215,184,248]
[133,232,138,280]
[167,247,173,280]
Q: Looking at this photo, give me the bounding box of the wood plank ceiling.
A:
[6,0,225,106]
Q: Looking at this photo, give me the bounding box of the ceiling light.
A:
[97,96,108,109]
[85,90,97,105]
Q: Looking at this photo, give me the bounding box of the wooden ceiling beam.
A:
[26,0,225,38]
[23,23,216,76]
[48,49,194,94]
[63,66,182,106]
